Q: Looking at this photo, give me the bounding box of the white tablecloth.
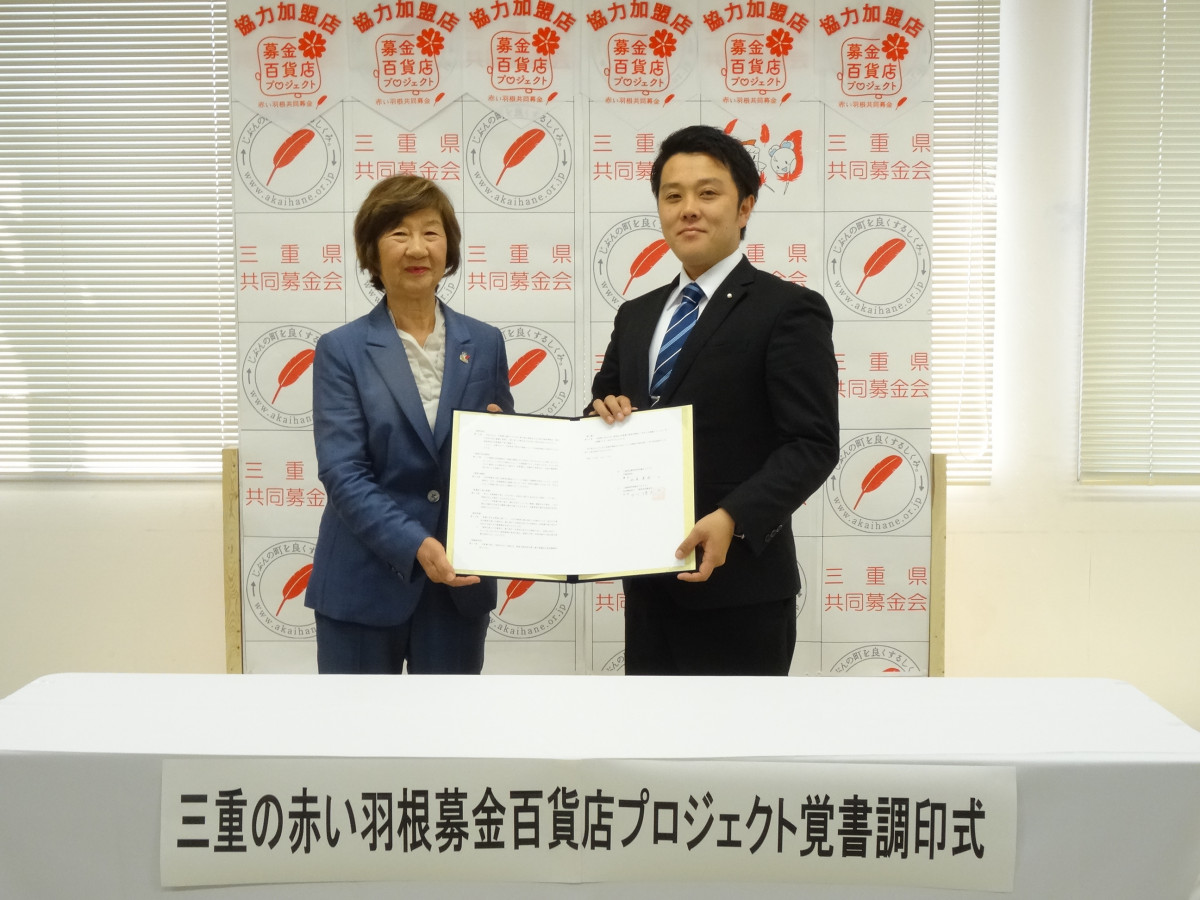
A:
[2,673,1199,898]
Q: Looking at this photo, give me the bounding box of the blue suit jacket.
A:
[306,299,514,627]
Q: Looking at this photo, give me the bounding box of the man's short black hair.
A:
[649,124,761,207]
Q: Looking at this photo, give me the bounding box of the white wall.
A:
[944,0,1200,729]
[0,482,227,697]
[3,0,1199,730]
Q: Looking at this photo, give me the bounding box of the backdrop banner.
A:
[229,0,935,676]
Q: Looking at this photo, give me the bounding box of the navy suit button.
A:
[427,489,441,503]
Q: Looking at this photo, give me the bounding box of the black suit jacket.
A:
[590,256,840,609]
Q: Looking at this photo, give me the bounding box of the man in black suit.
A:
[589,124,840,675]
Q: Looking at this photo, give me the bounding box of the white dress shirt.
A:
[394,301,446,431]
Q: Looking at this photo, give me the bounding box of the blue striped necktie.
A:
[650,281,704,401]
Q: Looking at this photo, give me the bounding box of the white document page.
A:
[448,406,694,581]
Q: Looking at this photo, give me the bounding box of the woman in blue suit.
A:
[306,176,514,674]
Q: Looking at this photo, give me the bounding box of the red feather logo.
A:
[623,239,671,293]
[276,563,313,616]
[853,455,903,510]
[266,128,315,186]
[271,348,315,403]
[508,348,547,386]
[496,129,545,184]
[500,579,534,615]
[856,238,906,293]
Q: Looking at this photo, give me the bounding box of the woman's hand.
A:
[416,536,481,587]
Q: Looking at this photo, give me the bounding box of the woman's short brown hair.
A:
[353,175,462,293]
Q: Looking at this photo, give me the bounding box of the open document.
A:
[447,405,695,582]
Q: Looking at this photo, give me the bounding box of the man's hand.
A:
[675,508,736,582]
[590,394,636,423]
[416,536,481,588]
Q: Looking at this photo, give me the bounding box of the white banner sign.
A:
[162,757,1015,891]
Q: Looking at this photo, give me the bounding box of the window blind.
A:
[1080,0,1200,484]
[931,0,999,485]
[0,1,235,477]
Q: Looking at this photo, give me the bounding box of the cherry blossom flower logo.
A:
[882,32,910,61]
[649,29,677,58]
[298,30,326,60]
[418,27,444,57]
[766,28,793,58]
[532,26,559,56]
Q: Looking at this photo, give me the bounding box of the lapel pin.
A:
[459,351,471,364]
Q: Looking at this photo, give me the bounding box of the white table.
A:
[2,673,1199,898]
